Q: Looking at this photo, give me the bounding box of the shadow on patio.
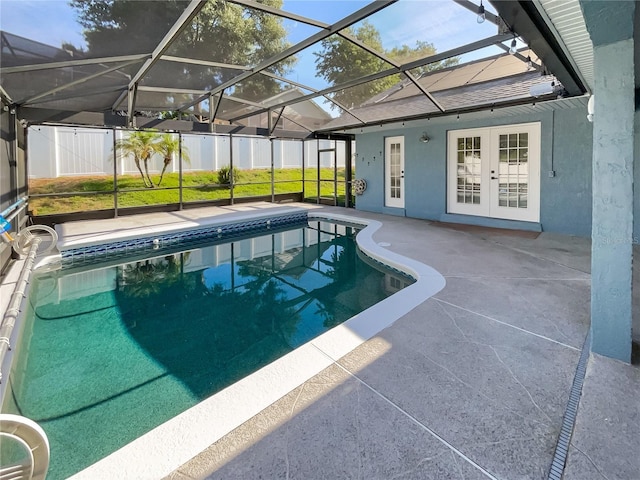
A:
[166,208,638,480]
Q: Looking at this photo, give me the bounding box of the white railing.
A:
[0,414,50,480]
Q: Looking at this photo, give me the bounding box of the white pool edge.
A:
[68,212,446,480]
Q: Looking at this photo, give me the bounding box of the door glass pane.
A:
[455,136,480,205]
[497,131,529,209]
[499,183,507,206]
[519,133,528,147]
[389,142,401,199]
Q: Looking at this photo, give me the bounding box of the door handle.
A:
[491,176,498,180]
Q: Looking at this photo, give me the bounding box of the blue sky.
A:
[1,1,86,49]
[1,0,503,93]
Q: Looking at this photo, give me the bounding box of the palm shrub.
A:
[113,130,158,188]
[217,166,241,185]
[154,133,190,187]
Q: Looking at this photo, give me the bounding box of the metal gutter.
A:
[491,0,586,96]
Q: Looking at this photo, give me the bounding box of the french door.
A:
[447,123,540,222]
[385,136,404,208]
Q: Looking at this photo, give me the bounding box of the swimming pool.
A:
[3,218,415,479]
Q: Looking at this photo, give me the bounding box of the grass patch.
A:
[29,169,347,215]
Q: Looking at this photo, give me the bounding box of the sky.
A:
[1,0,86,50]
[0,0,505,102]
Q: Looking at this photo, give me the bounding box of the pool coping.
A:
[54,206,309,267]
[49,208,445,480]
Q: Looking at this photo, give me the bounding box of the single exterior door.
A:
[447,122,540,222]
[385,136,404,208]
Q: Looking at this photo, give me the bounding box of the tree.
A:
[315,22,459,109]
[114,130,158,188]
[174,0,295,101]
[70,0,296,108]
[314,22,397,109]
[387,40,459,77]
[153,133,190,187]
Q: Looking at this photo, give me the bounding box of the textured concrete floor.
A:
[159,206,638,480]
[27,203,638,479]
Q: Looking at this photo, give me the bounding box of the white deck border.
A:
[50,209,446,480]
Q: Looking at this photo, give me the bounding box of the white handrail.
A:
[0,414,50,480]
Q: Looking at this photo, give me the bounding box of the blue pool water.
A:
[3,220,413,479]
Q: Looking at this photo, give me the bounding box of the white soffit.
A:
[534,0,594,91]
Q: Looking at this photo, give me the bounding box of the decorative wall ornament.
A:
[353,178,367,195]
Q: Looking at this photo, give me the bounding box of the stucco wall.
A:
[634,110,640,244]
[354,102,594,237]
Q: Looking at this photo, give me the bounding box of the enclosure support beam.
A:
[229,134,234,205]
[270,140,275,203]
[21,59,142,105]
[2,54,149,74]
[179,133,184,210]
[127,0,206,89]
[230,33,512,123]
[345,139,353,208]
[302,139,306,201]
[337,31,444,112]
[0,86,13,105]
[113,128,118,217]
[268,110,274,202]
[127,84,138,129]
[209,94,215,133]
[271,108,284,136]
[260,71,365,123]
[179,0,397,112]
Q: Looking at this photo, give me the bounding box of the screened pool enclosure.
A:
[26,125,354,219]
[1,0,586,239]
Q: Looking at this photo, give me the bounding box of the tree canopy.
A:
[70,0,296,106]
[314,22,396,109]
[314,22,459,109]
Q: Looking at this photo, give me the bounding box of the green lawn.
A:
[29,168,348,215]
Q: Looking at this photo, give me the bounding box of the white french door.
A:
[447,123,540,222]
[385,136,404,208]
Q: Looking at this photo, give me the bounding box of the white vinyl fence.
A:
[27,126,347,179]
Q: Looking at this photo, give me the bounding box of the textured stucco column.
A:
[581,1,635,362]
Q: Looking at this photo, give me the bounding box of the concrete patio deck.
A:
[5,203,637,479]
[153,205,638,480]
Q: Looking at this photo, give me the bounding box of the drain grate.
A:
[547,331,591,480]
